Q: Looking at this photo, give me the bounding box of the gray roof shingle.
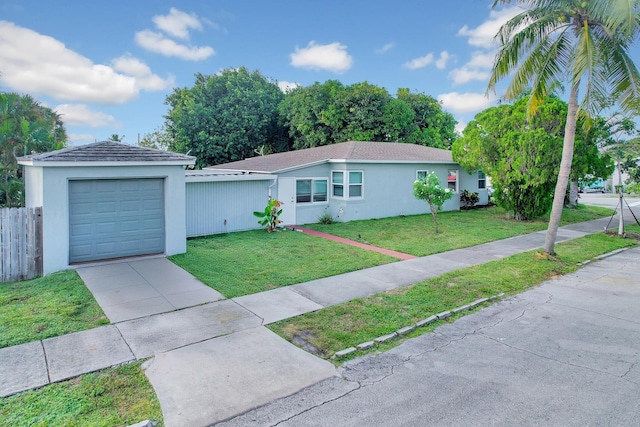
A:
[18,141,196,163]
[207,141,454,173]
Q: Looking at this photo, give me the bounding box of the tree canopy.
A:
[0,92,67,206]
[165,67,288,168]
[488,0,640,254]
[278,82,457,150]
[453,96,612,220]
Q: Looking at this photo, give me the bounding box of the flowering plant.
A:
[253,197,283,232]
[413,172,454,233]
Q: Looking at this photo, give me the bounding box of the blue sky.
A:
[1,0,528,146]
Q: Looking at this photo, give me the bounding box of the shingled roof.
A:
[17,141,196,165]
[207,141,454,173]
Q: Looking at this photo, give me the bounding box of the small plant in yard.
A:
[460,189,480,210]
[253,197,283,232]
[413,172,454,233]
[317,208,335,224]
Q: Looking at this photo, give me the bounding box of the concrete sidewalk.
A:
[0,213,637,426]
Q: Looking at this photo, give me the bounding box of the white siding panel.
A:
[186,181,271,237]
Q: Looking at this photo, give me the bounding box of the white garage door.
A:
[69,179,165,263]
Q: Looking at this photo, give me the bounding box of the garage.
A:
[69,178,165,263]
[18,141,195,274]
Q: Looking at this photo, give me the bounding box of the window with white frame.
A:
[296,178,328,203]
[478,171,486,189]
[447,169,458,192]
[349,171,363,198]
[332,171,344,197]
[416,170,429,180]
[332,170,364,199]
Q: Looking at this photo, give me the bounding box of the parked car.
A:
[579,178,605,193]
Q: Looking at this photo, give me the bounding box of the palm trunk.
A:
[543,83,579,255]
[568,181,579,206]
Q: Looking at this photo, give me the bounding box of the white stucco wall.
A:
[274,162,487,225]
[23,164,188,275]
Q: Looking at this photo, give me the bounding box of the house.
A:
[18,141,195,275]
[17,140,486,276]
[206,141,488,226]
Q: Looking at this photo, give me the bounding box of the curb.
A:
[577,247,630,266]
[332,292,505,359]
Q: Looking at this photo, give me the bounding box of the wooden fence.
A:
[0,207,43,282]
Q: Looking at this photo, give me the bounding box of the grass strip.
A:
[0,361,162,427]
[306,205,614,257]
[0,270,109,349]
[170,228,395,298]
[269,231,637,360]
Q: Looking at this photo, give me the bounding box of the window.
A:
[416,170,429,180]
[313,180,328,202]
[332,171,344,197]
[447,169,458,192]
[349,171,363,198]
[478,171,486,189]
[332,170,364,199]
[296,178,328,203]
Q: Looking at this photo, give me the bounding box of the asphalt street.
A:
[220,232,640,427]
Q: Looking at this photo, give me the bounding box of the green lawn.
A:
[306,204,614,256]
[0,362,163,427]
[269,230,637,360]
[0,270,109,349]
[171,205,613,298]
[169,228,395,298]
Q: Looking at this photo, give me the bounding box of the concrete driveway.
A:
[221,247,640,426]
[76,258,224,322]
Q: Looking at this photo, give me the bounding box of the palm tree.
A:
[488,0,640,254]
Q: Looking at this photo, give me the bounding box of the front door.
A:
[277,178,296,226]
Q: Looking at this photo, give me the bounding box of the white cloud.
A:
[152,8,202,40]
[68,134,97,145]
[403,53,434,70]
[0,21,172,104]
[466,51,495,69]
[435,51,451,70]
[135,29,214,61]
[458,6,521,48]
[278,81,300,92]
[290,41,353,73]
[55,104,120,128]
[449,68,491,85]
[376,42,395,54]
[448,51,495,85]
[111,55,175,90]
[437,92,497,114]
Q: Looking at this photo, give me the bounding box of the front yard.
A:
[172,205,614,297]
[305,204,615,256]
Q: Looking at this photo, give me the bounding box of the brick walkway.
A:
[287,226,417,260]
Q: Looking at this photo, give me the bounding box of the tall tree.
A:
[454,96,567,220]
[0,92,67,207]
[279,83,458,149]
[396,89,458,149]
[165,67,289,167]
[488,0,640,254]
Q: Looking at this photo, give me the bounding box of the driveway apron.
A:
[76,257,224,323]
